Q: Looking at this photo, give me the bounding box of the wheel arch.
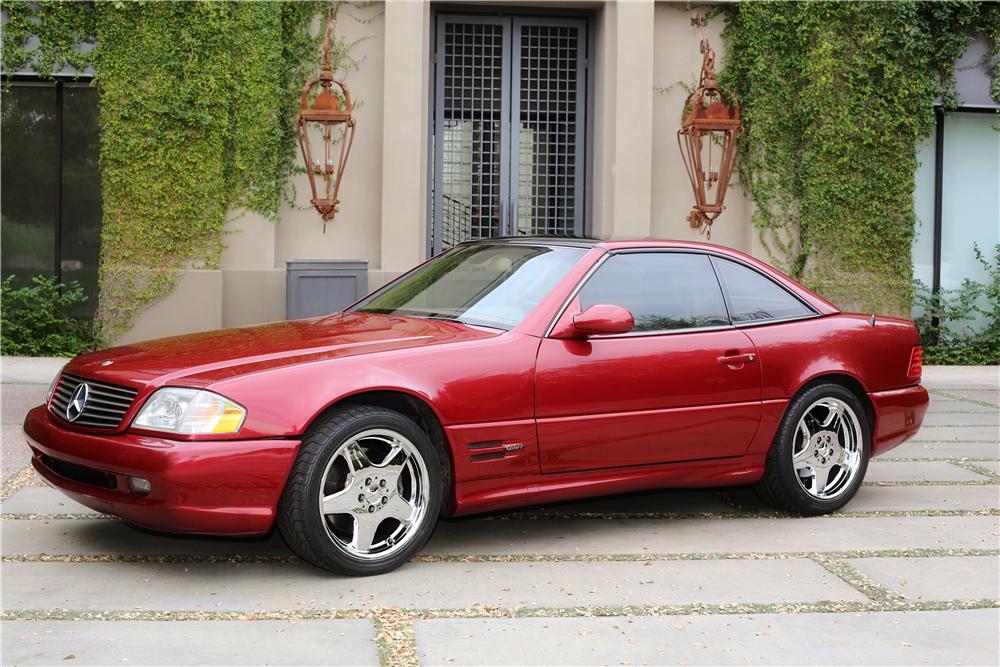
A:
[304,389,456,513]
[791,373,875,434]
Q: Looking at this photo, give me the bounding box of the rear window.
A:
[712,257,814,323]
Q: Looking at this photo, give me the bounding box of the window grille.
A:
[431,14,588,254]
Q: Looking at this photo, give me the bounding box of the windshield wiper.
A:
[419,313,463,323]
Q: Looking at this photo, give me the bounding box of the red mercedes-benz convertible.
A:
[24,238,928,575]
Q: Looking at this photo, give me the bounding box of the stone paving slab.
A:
[6,515,998,558]
[516,484,999,515]
[1,383,46,425]
[973,459,1000,475]
[0,356,66,384]
[491,483,1000,515]
[2,619,379,666]
[2,423,32,480]
[1,558,865,613]
[921,366,998,389]
[412,608,1000,666]
[922,412,999,427]
[2,485,99,515]
[912,425,999,442]
[423,515,1000,555]
[925,397,997,413]
[1,519,292,557]
[847,556,1000,601]
[888,440,1000,460]
[841,485,999,512]
[865,460,990,482]
[941,389,1000,405]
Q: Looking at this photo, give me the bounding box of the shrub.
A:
[1,275,95,357]
[913,245,1000,365]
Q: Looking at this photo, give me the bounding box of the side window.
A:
[579,253,730,332]
[712,257,814,323]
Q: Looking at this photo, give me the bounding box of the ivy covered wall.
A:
[3,1,326,341]
[719,1,999,316]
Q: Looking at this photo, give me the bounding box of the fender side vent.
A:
[467,440,526,463]
[467,440,503,450]
[470,451,506,463]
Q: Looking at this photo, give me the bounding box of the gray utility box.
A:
[286,260,368,320]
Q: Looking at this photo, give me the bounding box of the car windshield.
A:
[352,244,586,330]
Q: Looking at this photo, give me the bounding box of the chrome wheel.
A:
[792,397,863,500]
[318,428,430,560]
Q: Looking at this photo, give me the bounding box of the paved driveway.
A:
[2,362,997,666]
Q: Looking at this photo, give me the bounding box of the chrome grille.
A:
[49,372,138,429]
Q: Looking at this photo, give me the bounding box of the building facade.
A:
[2,1,997,345]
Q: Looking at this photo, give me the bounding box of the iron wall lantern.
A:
[296,8,357,228]
[677,32,742,236]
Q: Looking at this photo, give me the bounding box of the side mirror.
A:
[553,304,634,338]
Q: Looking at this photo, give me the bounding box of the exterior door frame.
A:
[427,7,594,257]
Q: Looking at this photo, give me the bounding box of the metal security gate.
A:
[431,14,589,254]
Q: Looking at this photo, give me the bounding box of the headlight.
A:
[47,365,66,401]
[132,388,246,435]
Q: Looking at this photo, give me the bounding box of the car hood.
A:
[67,312,500,387]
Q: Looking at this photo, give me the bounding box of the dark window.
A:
[579,253,730,332]
[0,80,102,317]
[712,257,813,323]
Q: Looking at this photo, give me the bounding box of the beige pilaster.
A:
[608,0,654,240]
[379,0,431,272]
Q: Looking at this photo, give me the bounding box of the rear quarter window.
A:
[712,257,815,323]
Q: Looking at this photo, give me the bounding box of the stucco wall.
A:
[651,3,754,253]
[120,0,764,344]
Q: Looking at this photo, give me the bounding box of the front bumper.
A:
[869,384,929,457]
[22,406,300,536]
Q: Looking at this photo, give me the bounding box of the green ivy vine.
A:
[719,1,997,315]
[1,1,364,342]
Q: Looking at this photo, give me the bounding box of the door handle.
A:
[717,352,756,366]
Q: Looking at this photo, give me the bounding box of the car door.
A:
[535,251,763,473]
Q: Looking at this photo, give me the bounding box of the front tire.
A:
[277,406,445,575]
[756,383,870,515]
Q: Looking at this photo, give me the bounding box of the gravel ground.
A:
[1,361,997,666]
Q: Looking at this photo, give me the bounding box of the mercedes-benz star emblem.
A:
[66,383,91,422]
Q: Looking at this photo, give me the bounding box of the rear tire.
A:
[755,383,870,515]
[277,406,446,575]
